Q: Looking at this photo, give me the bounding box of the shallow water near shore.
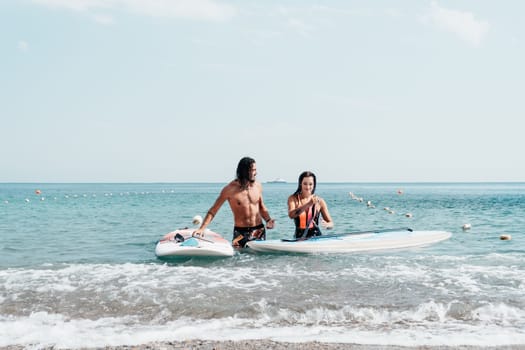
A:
[1,182,524,348]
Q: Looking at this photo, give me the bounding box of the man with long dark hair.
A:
[193,157,275,248]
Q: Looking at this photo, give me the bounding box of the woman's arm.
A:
[288,195,317,219]
[319,198,334,229]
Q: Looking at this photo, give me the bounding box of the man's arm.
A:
[258,186,275,229]
[193,186,229,236]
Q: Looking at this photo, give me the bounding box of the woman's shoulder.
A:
[319,196,329,207]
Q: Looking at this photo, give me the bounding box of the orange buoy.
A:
[35,189,41,195]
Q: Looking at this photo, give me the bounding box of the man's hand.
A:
[192,228,204,237]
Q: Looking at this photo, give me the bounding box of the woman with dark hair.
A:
[287,171,333,239]
[193,156,275,248]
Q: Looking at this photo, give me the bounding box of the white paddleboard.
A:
[246,228,451,254]
[155,228,234,257]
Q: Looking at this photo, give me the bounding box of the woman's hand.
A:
[321,218,334,229]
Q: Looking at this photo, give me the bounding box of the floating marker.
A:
[500,234,511,241]
[405,213,413,218]
[462,223,472,231]
[192,215,203,225]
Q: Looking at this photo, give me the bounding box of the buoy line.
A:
[348,191,413,219]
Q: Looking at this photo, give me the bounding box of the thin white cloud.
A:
[427,1,489,47]
[32,0,236,21]
[287,18,311,37]
[247,30,282,47]
[317,94,391,113]
[92,13,115,24]
[17,40,29,52]
[384,8,403,18]
[32,0,110,12]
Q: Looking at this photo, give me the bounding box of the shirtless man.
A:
[193,157,275,248]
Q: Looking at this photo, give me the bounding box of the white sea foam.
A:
[1,307,525,348]
[2,260,524,310]
[2,262,525,348]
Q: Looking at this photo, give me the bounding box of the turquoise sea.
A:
[1,182,524,348]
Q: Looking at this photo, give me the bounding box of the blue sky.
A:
[1,0,523,182]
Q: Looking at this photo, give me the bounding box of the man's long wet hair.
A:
[293,171,317,195]
[236,157,256,188]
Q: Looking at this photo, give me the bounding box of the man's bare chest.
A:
[230,188,259,206]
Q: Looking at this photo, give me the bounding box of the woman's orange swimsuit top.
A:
[293,195,319,229]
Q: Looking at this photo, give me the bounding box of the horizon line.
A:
[1,181,525,184]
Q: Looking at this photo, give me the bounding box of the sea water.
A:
[0,182,524,348]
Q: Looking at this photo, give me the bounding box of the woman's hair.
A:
[236,156,256,188]
[294,171,316,195]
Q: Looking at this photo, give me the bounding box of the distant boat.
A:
[267,178,287,183]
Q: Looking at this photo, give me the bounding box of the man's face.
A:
[249,163,257,182]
